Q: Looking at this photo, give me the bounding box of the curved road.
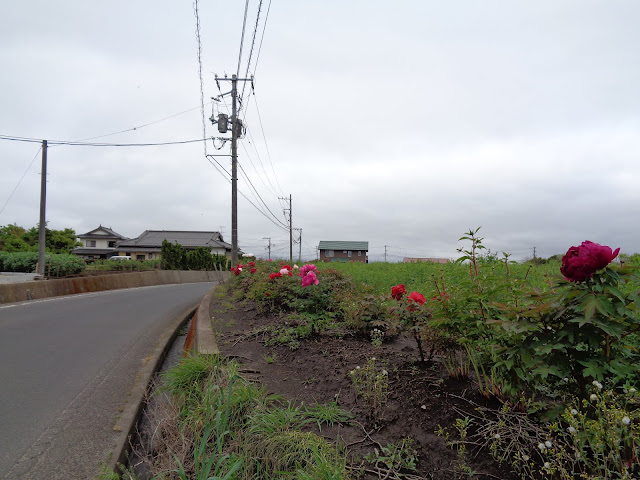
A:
[0,282,215,480]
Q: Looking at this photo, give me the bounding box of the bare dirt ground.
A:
[210,292,520,480]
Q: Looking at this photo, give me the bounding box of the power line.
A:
[0,145,42,217]
[193,0,208,157]
[240,0,263,103]
[0,135,208,147]
[74,103,210,143]
[237,160,288,229]
[236,0,251,78]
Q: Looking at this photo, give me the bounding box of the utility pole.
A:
[230,75,239,266]
[293,228,302,263]
[37,140,47,275]
[533,246,537,260]
[263,237,272,260]
[213,74,252,267]
[384,245,389,263]
[279,194,292,263]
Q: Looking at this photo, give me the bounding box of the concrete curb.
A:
[0,269,229,304]
[109,305,197,475]
[108,276,228,475]
[194,284,221,355]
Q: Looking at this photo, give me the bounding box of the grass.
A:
[127,353,353,480]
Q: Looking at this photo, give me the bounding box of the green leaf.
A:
[582,296,597,322]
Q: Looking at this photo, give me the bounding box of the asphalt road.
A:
[0,282,215,480]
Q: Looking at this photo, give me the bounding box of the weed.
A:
[349,357,389,422]
[303,401,353,431]
[365,437,418,475]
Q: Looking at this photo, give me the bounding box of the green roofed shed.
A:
[318,241,369,263]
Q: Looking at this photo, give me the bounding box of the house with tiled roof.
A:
[71,225,128,260]
[318,240,368,263]
[114,230,233,261]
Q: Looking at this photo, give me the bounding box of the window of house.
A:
[87,240,96,247]
[358,251,361,256]
[326,250,334,257]
[108,241,116,248]
[148,253,153,260]
[348,251,352,257]
[343,250,347,254]
[125,252,131,256]
[136,254,145,261]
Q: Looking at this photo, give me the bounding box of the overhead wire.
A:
[240,0,263,104]
[0,145,42,217]
[236,0,251,78]
[0,135,207,147]
[193,0,209,157]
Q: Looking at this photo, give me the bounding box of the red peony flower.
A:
[431,292,450,302]
[391,284,407,301]
[561,241,620,282]
[407,291,426,305]
[250,268,257,274]
[269,272,282,280]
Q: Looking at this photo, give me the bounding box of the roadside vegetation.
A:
[212,228,640,479]
[120,354,353,480]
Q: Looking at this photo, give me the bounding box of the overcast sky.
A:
[1,1,639,262]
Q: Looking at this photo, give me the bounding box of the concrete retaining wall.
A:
[0,270,230,304]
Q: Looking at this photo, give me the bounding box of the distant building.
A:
[318,241,368,263]
[71,225,128,260]
[115,230,232,261]
[403,257,450,264]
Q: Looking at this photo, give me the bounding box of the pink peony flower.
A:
[561,241,620,282]
[301,271,319,287]
[299,264,317,276]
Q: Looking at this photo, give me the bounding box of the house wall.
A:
[319,249,367,263]
[85,238,112,249]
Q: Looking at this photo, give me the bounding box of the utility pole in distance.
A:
[293,228,302,263]
[263,237,272,260]
[37,140,47,275]
[279,195,292,263]
[384,245,389,263]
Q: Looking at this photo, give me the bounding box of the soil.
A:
[210,292,521,480]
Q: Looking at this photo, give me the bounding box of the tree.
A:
[0,224,80,254]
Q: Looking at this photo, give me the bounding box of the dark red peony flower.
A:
[407,291,426,305]
[561,241,620,282]
[391,284,407,301]
[269,272,282,280]
[250,268,257,274]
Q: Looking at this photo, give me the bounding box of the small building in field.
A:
[403,257,450,264]
[318,241,368,263]
[114,230,232,261]
[71,225,128,260]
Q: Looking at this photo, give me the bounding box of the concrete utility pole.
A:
[214,74,252,266]
[37,140,47,275]
[294,228,302,263]
[230,75,239,266]
[384,245,389,263]
[279,195,293,263]
[289,194,292,263]
[263,237,272,260]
